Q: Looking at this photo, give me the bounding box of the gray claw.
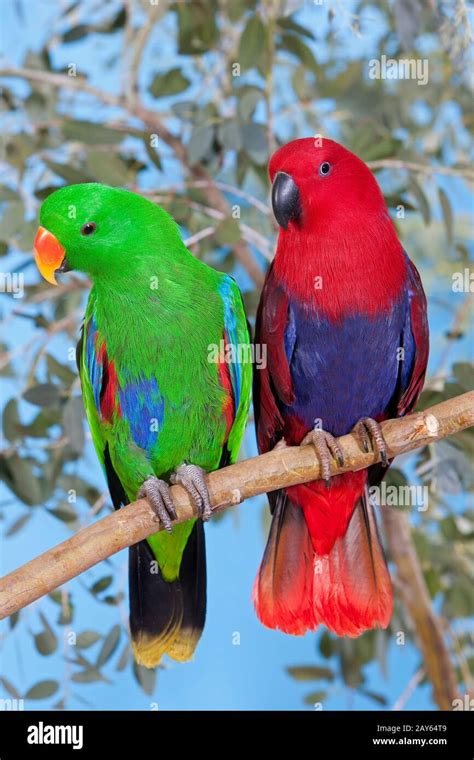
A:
[301,428,345,487]
[171,463,212,521]
[352,417,389,467]
[139,477,177,533]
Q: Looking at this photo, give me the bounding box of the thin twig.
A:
[368,158,474,181]
[392,667,425,711]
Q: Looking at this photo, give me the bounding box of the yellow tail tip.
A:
[132,627,202,668]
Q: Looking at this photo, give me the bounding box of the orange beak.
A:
[33,226,66,285]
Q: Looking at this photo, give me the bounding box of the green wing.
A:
[218,274,252,463]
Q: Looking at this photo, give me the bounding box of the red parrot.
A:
[253,137,429,637]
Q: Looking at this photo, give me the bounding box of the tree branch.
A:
[0,392,472,709]
[0,392,472,622]
[367,158,474,181]
[383,506,460,710]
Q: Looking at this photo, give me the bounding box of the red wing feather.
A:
[254,263,294,453]
[397,257,429,416]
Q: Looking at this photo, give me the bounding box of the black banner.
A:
[0,709,471,756]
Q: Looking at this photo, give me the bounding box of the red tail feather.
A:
[253,492,314,635]
[312,492,393,636]
[253,485,392,637]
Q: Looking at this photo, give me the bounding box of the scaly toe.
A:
[171,463,212,521]
[352,417,389,467]
[301,429,343,487]
[138,476,177,533]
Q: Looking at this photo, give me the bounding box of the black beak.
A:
[272,171,301,230]
[55,258,72,275]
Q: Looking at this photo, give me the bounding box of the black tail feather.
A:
[129,522,206,667]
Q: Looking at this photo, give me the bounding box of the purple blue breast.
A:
[283,296,415,437]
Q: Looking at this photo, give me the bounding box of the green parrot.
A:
[33,183,252,667]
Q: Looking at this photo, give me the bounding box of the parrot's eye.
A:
[319,162,332,177]
[80,222,97,236]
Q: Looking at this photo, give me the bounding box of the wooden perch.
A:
[0,391,472,620]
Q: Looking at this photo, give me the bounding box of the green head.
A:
[34,183,184,285]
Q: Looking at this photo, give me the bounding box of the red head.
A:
[269,137,406,318]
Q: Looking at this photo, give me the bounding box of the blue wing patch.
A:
[218,275,242,411]
[119,375,164,452]
[85,315,103,413]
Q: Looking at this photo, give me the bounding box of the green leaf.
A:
[0,201,25,241]
[319,631,333,659]
[361,137,402,162]
[278,33,319,73]
[277,16,315,40]
[23,383,62,407]
[4,134,37,170]
[22,408,62,438]
[408,176,431,225]
[452,362,474,391]
[0,676,21,699]
[0,452,43,505]
[292,65,316,101]
[62,119,125,145]
[361,689,388,706]
[303,691,327,706]
[5,513,32,537]
[149,68,191,98]
[91,575,113,594]
[46,354,76,385]
[239,14,268,74]
[382,467,409,507]
[48,504,78,524]
[0,184,19,201]
[133,662,157,695]
[72,668,105,684]
[215,219,241,245]
[443,576,474,617]
[62,396,85,454]
[76,630,102,649]
[176,1,219,55]
[25,680,59,700]
[172,101,197,121]
[287,665,334,681]
[34,613,58,656]
[49,590,74,626]
[237,89,263,122]
[438,187,454,249]
[241,123,268,165]
[62,24,91,43]
[3,398,21,441]
[96,624,121,668]
[103,592,125,606]
[187,125,214,165]
[83,150,135,186]
[116,642,130,672]
[44,160,93,184]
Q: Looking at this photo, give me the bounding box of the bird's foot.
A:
[138,477,177,533]
[352,417,389,467]
[300,428,345,487]
[273,437,288,451]
[170,463,212,522]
